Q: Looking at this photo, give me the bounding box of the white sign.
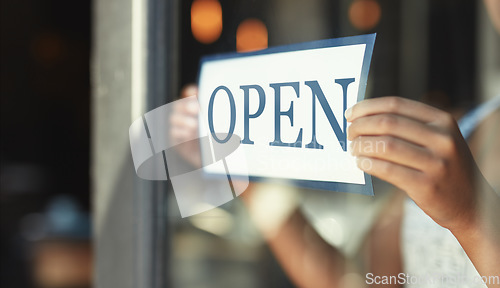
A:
[198,34,375,195]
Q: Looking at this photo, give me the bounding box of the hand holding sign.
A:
[347,96,500,282]
[347,96,489,231]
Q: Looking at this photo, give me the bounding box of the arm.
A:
[242,183,406,288]
[347,97,500,287]
[241,186,348,288]
[266,209,347,288]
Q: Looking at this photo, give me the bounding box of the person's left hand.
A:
[170,84,202,168]
[346,96,482,232]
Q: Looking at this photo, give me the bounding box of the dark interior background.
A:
[1,0,91,287]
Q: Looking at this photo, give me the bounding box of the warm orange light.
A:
[236,18,268,53]
[191,0,223,44]
[349,0,381,31]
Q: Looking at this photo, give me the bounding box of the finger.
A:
[345,96,446,124]
[174,97,199,116]
[350,136,434,172]
[347,113,444,148]
[183,99,200,115]
[355,156,425,193]
[181,84,198,99]
[170,113,198,130]
[171,127,194,140]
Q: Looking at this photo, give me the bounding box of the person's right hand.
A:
[169,84,202,168]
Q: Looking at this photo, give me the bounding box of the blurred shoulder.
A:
[468,105,500,192]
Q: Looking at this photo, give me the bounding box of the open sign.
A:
[198,34,376,195]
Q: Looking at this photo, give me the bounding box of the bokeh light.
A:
[349,0,381,31]
[236,18,268,53]
[191,0,223,44]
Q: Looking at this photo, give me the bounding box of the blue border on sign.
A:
[197,34,376,196]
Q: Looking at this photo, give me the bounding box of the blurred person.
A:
[170,1,500,287]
